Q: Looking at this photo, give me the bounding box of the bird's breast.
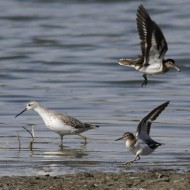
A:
[126,139,139,154]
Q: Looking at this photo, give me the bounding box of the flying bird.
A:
[118,5,180,86]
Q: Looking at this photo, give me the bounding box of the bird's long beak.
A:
[15,108,27,118]
[115,136,124,141]
[174,65,180,72]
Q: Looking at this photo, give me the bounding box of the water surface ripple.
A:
[0,0,189,176]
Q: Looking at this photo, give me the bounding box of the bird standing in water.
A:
[15,101,99,146]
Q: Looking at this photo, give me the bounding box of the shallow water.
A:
[0,0,189,176]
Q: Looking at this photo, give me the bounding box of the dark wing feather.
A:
[136,101,169,143]
[145,139,162,149]
[56,114,95,130]
[56,114,83,127]
[136,5,168,65]
[153,21,168,59]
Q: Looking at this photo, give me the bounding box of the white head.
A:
[15,101,40,118]
[25,101,40,110]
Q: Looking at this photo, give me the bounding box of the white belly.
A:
[126,141,155,156]
[42,115,78,136]
[138,63,163,75]
[137,145,155,156]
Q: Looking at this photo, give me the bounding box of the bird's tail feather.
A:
[84,124,99,129]
[118,59,137,68]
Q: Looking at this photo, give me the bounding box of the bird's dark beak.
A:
[115,136,124,141]
[15,108,27,118]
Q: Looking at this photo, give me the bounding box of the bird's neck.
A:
[34,105,51,122]
[163,61,170,73]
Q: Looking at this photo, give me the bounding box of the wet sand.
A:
[0,170,189,190]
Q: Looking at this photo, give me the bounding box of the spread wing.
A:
[136,5,168,65]
[136,101,169,145]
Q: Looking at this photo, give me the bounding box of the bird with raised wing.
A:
[118,5,180,86]
[15,101,99,146]
[115,101,169,166]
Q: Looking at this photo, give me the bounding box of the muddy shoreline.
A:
[0,170,189,190]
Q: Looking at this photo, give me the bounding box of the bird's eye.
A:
[28,104,31,106]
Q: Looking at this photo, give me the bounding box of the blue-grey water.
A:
[0,0,189,176]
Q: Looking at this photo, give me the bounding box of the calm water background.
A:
[0,0,189,176]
